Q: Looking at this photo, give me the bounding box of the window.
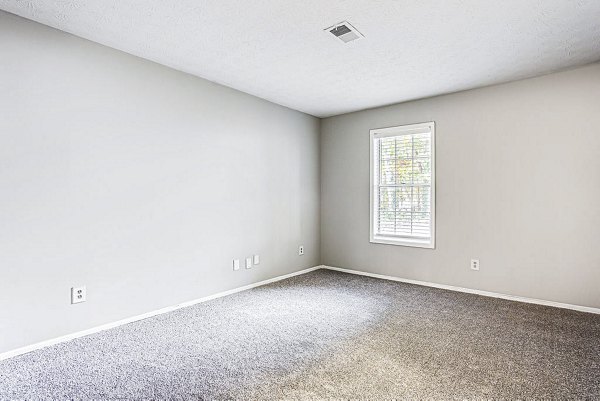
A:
[370,122,435,248]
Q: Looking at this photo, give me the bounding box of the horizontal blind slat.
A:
[376,131,432,239]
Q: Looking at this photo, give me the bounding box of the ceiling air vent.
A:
[325,21,363,43]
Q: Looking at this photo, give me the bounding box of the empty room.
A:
[1,0,599,399]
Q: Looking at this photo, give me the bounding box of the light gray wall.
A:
[0,11,320,353]
[321,63,600,309]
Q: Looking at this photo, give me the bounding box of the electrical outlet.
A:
[298,246,304,256]
[471,259,480,271]
[245,257,252,269]
[71,285,86,304]
[253,254,260,265]
[232,259,240,271]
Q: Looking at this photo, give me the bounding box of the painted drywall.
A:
[4,1,600,117]
[0,11,320,354]
[321,63,600,309]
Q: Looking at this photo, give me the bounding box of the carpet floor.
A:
[1,269,599,400]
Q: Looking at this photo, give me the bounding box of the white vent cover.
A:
[324,21,363,43]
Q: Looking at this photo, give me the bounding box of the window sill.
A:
[370,235,434,249]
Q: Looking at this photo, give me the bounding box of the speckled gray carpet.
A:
[1,269,599,400]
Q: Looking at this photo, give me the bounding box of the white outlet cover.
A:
[245,257,252,269]
[71,285,87,304]
[233,259,240,271]
[298,246,304,256]
[253,255,260,265]
[471,259,480,271]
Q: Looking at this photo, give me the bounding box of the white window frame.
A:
[370,122,435,249]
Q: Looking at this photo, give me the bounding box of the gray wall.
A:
[321,63,600,309]
[0,11,320,353]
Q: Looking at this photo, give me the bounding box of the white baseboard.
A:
[323,265,600,315]
[0,265,323,361]
[3,263,597,361]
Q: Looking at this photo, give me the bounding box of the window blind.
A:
[372,126,433,244]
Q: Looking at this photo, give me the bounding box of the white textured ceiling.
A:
[2,1,600,117]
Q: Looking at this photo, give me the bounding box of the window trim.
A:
[369,121,436,249]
